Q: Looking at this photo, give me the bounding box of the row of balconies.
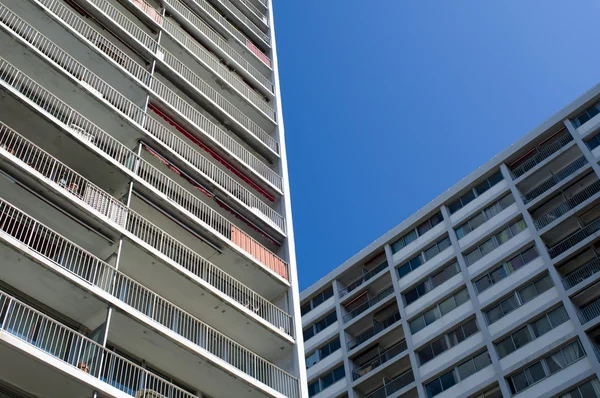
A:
[0,57,290,290]
[0,3,288,239]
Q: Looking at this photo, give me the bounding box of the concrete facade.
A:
[301,84,600,398]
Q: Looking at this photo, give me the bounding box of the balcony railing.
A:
[235,0,267,23]
[0,291,198,398]
[0,201,298,397]
[594,345,600,362]
[351,340,407,381]
[127,0,164,24]
[577,296,600,325]
[0,9,284,218]
[510,133,574,179]
[52,0,278,154]
[31,0,280,189]
[339,262,388,297]
[534,180,600,230]
[0,59,289,281]
[161,18,275,119]
[343,285,394,323]
[562,257,600,290]
[522,156,588,204]
[346,312,401,351]
[163,0,272,90]
[363,370,415,398]
[547,217,600,258]
[0,122,292,334]
[211,0,269,45]
[183,0,271,64]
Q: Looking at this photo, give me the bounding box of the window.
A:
[301,286,334,315]
[308,365,345,397]
[340,260,388,296]
[464,219,527,266]
[410,288,470,333]
[448,171,504,214]
[495,306,568,359]
[572,100,600,128]
[560,379,600,398]
[417,318,479,365]
[485,274,553,325]
[472,386,503,398]
[391,212,444,253]
[303,311,337,341]
[586,133,600,151]
[404,262,460,305]
[425,351,492,397]
[306,338,341,369]
[397,236,453,279]
[455,195,516,239]
[507,340,585,394]
[474,246,539,293]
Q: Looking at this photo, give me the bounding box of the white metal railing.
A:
[363,370,415,398]
[343,285,394,323]
[510,133,574,179]
[534,180,600,230]
[127,0,164,25]
[55,0,278,153]
[577,296,600,325]
[595,346,600,362]
[211,0,269,45]
[522,156,587,204]
[161,18,275,118]
[234,0,267,24]
[0,58,289,281]
[547,217,600,258]
[351,340,407,381]
[0,202,299,397]
[0,6,284,217]
[164,0,272,89]
[562,257,600,290]
[184,0,270,55]
[0,122,292,334]
[0,291,198,398]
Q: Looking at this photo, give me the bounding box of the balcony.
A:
[509,132,573,179]
[0,119,293,337]
[339,261,389,298]
[0,198,298,397]
[562,256,600,291]
[207,0,270,50]
[547,217,600,258]
[162,0,273,93]
[533,180,600,230]
[363,370,415,398]
[181,0,272,67]
[346,312,401,351]
[0,291,199,398]
[521,155,587,204]
[54,0,279,159]
[230,0,268,29]
[578,296,600,325]
[351,340,408,381]
[343,285,394,323]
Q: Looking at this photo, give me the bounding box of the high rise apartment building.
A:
[300,85,600,398]
[0,0,306,396]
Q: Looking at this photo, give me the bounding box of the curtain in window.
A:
[562,342,583,364]
[591,379,600,397]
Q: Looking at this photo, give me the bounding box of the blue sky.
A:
[272,1,600,291]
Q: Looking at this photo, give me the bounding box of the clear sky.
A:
[272,0,600,291]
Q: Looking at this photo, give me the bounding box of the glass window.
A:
[439,371,457,390]
[486,305,503,324]
[498,194,515,209]
[548,306,568,327]
[506,254,525,272]
[424,244,440,261]
[510,371,529,394]
[462,319,478,337]
[398,263,411,278]
[475,180,491,196]
[518,284,538,303]
[439,296,457,316]
[418,220,433,236]
[521,247,538,263]
[512,327,532,349]
[455,223,470,240]
[454,289,469,306]
[448,200,462,214]
[510,220,527,235]
[301,303,311,316]
[437,237,451,252]
[475,275,492,293]
[307,381,320,396]
[490,266,507,284]
[473,351,492,370]
[405,289,420,305]
[405,230,418,245]
[495,228,511,245]
[534,275,553,294]
[431,337,448,356]
[419,345,435,364]
[410,255,423,270]
[424,307,440,325]
[448,325,466,346]
[470,212,487,230]
[410,316,426,333]
[461,190,476,206]
[305,351,320,368]
[500,295,519,315]
[430,212,443,226]
[479,238,497,257]
[488,171,503,186]
[496,337,516,358]
[457,359,477,379]
[426,378,443,398]
[526,362,546,384]
[531,315,552,337]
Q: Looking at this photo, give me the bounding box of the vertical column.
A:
[565,119,600,178]
[385,244,426,398]
[499,162,600,382]
[439,206,513,397]
[332,280,358,398]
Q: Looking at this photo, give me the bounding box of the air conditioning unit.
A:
[135,389,164,398]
